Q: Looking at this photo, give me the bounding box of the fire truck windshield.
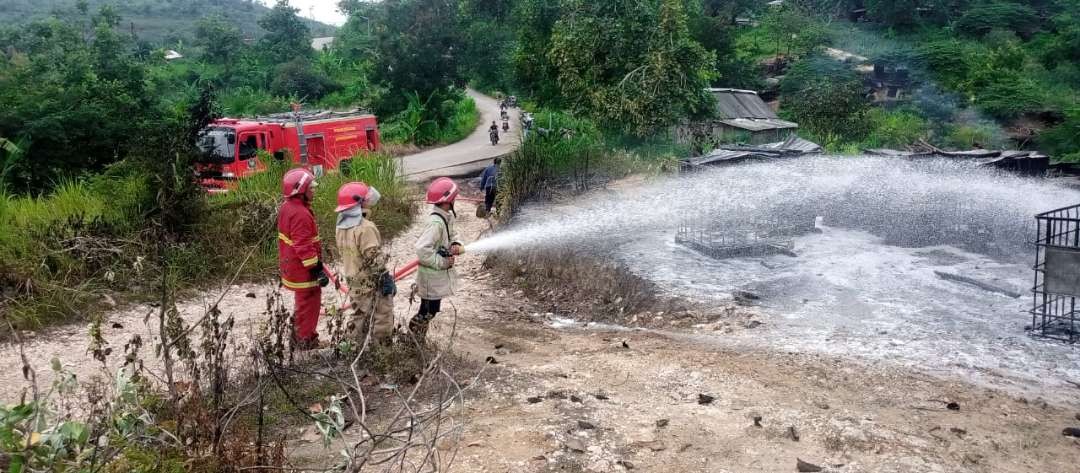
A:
[197,127,236,163]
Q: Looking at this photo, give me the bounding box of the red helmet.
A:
[426,177,459,205]
[335,181,371,212]
[282,168,316,198]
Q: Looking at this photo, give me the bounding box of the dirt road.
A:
[401,89,520,182]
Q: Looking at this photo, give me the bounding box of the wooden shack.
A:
[675,88,798,149]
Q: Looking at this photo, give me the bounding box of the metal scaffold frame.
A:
[1031,203,1080,343]
[674,211,813,260]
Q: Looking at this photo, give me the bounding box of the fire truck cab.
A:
[196,110,380,192]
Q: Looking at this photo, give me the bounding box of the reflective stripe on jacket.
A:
[277,197,322,290]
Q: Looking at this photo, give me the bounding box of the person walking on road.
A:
[409,177,465,340]
[479,158,500,215]
[334,181,396,345]
[277,168,327,350]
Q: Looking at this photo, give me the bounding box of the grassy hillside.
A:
[0,0,336,43]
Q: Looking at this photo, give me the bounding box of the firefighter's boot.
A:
[408,314,432,341]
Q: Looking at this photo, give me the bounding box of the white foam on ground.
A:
[481,155,1080,405]
[624,227,1080,405]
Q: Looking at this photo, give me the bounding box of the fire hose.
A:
[323,259,421,311]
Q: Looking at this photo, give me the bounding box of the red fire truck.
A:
[195,110,380,191]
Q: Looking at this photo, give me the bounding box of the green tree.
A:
[1039,106,1080,162]
[511,0,563,104]
[0,9,154,193]
[866,0,923,28]
[1038,0,1080,68]
[270,57,339,100]
[458,0,517,92]
[257,0,313,65]
[780,56,870,141]
[195,15,245,66]
[335,0,379,61]
[700,0,761,23]
[954,1,1040,37]
[371,0,464,114]
[760,4,829,59]
[548,0,715,135]
[688,6,761,89]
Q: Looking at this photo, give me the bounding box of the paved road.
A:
[400,89,520,182]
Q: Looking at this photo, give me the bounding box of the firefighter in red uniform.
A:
[277,168,328,349]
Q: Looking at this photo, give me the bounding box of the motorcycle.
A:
[489,129,499,146]
[501,119,509,132]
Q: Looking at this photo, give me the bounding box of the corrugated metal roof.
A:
[940,150,1001,158]
[760,135,822,152]
[718,118,798,131]
[686,150,757,166]
[709,88,779,120]
[683,136,822,168]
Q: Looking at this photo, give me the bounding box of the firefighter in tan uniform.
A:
[334,181,396,344]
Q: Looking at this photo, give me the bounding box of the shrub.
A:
[954,1,1040,38]
[494,110,676,215]
[379,91,479,146]
[1039,107,1080,162]
[972,72,1048,119]
[864,108,930,148]
[437,96,480,144]
[943,122,1006,149]
[496,110,604,213]
[270,57,340,101]
[0,172,153,329]
[780,56,870,142]
[218,87,295,116]
[915,39,980,90]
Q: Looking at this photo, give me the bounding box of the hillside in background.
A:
[0,0,336,43]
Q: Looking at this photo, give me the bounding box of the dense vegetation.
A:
[0,0,478,194]
[0,0,336,42]
[8,0,1073,196]
[451,0,1079,159]
[752,0,1080,157]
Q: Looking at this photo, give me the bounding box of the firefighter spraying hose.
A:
[406,177,466,340]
